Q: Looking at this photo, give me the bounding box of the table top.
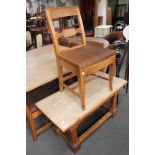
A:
[26,44,67,92]
[36,72,127,132]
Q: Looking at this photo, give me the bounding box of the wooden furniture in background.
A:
[29,16,46,27]
[80,0,97,32]
[26,44,68,141]
[103,29,128,92]
[46,6,116,110]
[36,72,127,152]
[29,26,49,48]
[103,31,125,76]
[107,7,112,25]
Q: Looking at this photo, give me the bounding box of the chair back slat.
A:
[46,6,79,19]
[55,28,82,39]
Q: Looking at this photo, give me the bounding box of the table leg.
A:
[109,94,117,117]
[66,126,81,153]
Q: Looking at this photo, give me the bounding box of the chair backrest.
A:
[36,34,43,48]
[45,6,86,56]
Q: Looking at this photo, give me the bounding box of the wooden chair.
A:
[26,104,51,141]
[45,6,116,110]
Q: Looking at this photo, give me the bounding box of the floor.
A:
[26,50,129,155]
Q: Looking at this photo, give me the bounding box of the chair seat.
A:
[59,45,116,68]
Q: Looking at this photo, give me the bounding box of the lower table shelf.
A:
[51,99,115,153]
[77,105,109,137]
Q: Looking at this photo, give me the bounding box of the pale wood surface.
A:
[26,44,68,92]
[36,72,127,132]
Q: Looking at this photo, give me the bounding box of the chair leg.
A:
[57,63,64,91]
[66,125,80,153]
[109,62,115,91]
[78,70,85,110]
[26,105,37,141]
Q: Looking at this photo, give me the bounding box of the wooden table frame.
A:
[46,94,117,153]
[35,71,127,152]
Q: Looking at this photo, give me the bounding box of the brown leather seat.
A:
[59,45,116,68]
